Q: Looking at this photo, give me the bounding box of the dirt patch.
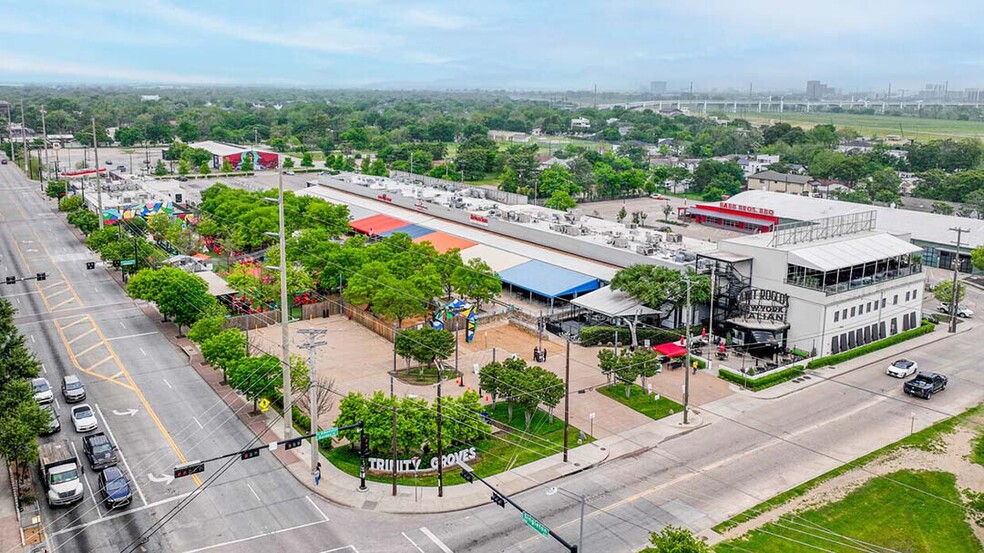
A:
[721,412,984,545]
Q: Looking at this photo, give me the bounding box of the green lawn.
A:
[715,470,981,553]
[597,383,682,420]
[973,427,984,467]
[393,367,462,386]
[713,404,982,533]
[740,112,984,141]
[325,402,591,487]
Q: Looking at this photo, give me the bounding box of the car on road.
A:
[71,404,98,432]
[32,377,54,404]
[886,359,918,378]
[937,303,974,318]
[61,375,86,402]
[903,372,948,399]
[41,404,61,435]
[82,432,118,470]
[176,175,189,182]
[284,170,295,175]
[98,466,132,508]
[1,159,7,165]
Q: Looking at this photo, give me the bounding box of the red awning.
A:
[653,342,687,358]
[348,214,408,236]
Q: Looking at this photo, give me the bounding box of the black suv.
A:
[903,372,948,399]
[82,432,119,470]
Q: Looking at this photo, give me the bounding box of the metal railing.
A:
[786,264,922,295]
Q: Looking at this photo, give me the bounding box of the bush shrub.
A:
[579,325,701,347]
[58,195,83,212]
[807,323,934,369]
[719,365,804,391]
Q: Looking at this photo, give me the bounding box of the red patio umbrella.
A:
[654,342,688,358]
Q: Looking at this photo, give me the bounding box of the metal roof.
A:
[498,260,600,299]
[381,223,434,239]
[570,286,658,318]
[196,271,236,296]
[348,214,408,236]
[787,232,921,272]
[459,244,528,273]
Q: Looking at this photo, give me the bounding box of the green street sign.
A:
[316,427,339,440]
[522,512,549,537]
[120,259,136,266]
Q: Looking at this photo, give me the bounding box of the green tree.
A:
[58,195,83,212]
[200,328,247,380]
[147,212,171,240]
[964,189,984,219]
[199,162,211,175]
[227,354,279,412]
[701,187,724,202]
[394,327,456,370]
[175,120,200,142]
[931,201,954,215]
[240,155,254,172]
[154,160,168,176]
[640,525,710,553]
[155,270,217,333]
[220,159,234,173]
[539,163,579,198]
[283,157,295,169]
[45,180,67,198]
[450,258,502,309]
[972,245,984,272]
[187,315,227,344]
[544,190,577,211]
[178,159,191,176]
[932,281,965,306]
[301,152,314,167]
[67,209,99,235]
[617,205,628,223]
[867,168,901,203]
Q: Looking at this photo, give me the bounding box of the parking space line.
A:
[162,378,173,389]
[71,441,103,519]
[246,483,261,502]
[67,327,97,345]
[420,527,453,553]
[182,520,330,553]
[94,403,146,507]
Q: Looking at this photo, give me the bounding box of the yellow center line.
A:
[85,316,202,486]
[67,327,97,345]
[53,320,133,392]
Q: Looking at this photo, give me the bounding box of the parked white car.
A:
[32,378,54,404]
[887,359,919,378]
[937,303,974,318]
[71,404,98,433]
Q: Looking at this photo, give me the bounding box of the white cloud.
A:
[0,53,226,84]
[401,6,473,30]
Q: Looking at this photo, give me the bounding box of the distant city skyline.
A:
[0,0,981,91]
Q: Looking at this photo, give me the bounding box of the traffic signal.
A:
[4,276,14,285]
[283,438,303,450]
[491,493,506,508]
[359,433,369,459]
[240,447,263,460]
[86,262,95,270]
[112,260,120,268]
[174,460,205,478]
[36,272,46,282]
[460,470,475,484]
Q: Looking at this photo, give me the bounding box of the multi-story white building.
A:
[701,212,924,358]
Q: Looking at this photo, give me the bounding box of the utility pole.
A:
[92,118,104,229]
[707,263,716,343]
[683,277,692,424]
[948,227,969,333]
[391,323,399,497]
[279,169,292,436]
[436,360,444,498]
[39,105,48,184]
[20,99,28,174]
[297,329,327,474]
[563,339,570,463]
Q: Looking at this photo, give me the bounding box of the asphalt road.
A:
[0,163,358,553]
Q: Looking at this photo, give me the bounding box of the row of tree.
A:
[478,358,564,431]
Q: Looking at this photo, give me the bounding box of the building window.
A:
[865,302,871,313]
[840,334,848,352]
[858,304,864,315]
[850,307,856,317]
[831,336,839,354]
[848,331,856,349]
[891,318,898,335]
[882,298,886,309]
[879,321,886,339]
[893,294,898,305]
[856,328,863,346]
[834,311,840,322]
[863,326,871,343]
[842,308,848,320]
[905,291,910,301]
[902,314,910,331]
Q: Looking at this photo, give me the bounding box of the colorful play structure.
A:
[431,299,477,342]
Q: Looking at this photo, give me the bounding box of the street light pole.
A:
[683,277,692,425]
[948,227,968,334]
[545,486,585,553]
[39,105,48,183]
[279,169,292,437]
[563,339,570,463]
[92,118,104,229]
[297,329,327,474]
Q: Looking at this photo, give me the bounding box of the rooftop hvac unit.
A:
[636,245,657,255]
[515,213,532,223]
[561,225,580,236]
[665,233,683,243]
[647,233,662,244]
[612,237,630,248]
[549,223,565,232]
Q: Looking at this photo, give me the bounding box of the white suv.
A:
[32,378,54,404]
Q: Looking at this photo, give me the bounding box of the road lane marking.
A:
[139,347,147,356]
[192,417,203,429]
[45,287,70,299]
[53,320,134,392]
[87,355,114,371]
[1,290,39,297]
[162,378,173,389]
[94,403,147,507]
[119,321,126,329]
[86,315,203,485]
[401,532,425,553]
[49,297,76,310]
[321,547,359,553]
[71,441,104,518]
[41,362,46,374]
[67,327,97,345]
[306,495,330,521]
[74,341,105,357]
[30,334,35,343]
[420,527,453,553]
[105,331,157,341]
[61,316,88,330]
[246,483,261,502]
[49,492,192,537]
[182,520,330,553]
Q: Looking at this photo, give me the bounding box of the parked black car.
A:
[41,404,61,435]
[82,432,118,470]
[903,372,948,399]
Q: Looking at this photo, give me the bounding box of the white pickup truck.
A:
[39,440,84,507]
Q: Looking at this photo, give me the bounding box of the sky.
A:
[0,0,981,92]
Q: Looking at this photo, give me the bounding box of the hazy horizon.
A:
[2,0,981,92]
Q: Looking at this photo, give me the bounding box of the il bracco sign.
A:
[736,288,789,322]
[367,447,477,473]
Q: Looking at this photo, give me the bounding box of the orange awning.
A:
[349,214,408,236]
[413,232,477,253]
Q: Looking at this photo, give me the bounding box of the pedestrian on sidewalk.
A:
[692,361,699,375]
[314,463,321,486]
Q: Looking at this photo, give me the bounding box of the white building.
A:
[570,117,591,130]
[702,212,924,358]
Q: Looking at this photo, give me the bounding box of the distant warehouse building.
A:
[685,190,984,273]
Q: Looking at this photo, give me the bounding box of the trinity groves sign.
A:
[367,447,477,473]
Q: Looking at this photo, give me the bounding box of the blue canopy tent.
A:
[380,223,434,239]
[498,260,600,310]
